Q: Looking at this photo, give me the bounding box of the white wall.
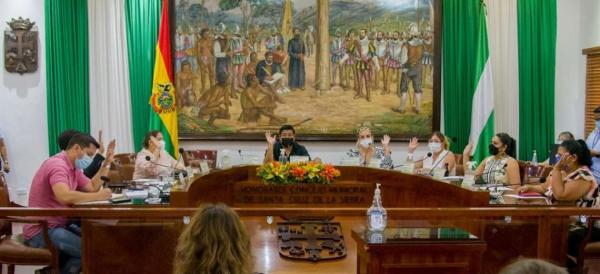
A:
[0,0,47,204]
[180,140,429,168]
[555,0,600,139]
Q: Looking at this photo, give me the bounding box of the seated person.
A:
[543,131,575,166]
[273,45,289,74]
[463,132,521,185]
[499,258,567,274]
[256,51,289,94]
[239,74,286,125]
[347,126,392,169]
[57,129,115,179]
[173,203,254,274]
[24,134,113,274]
[264,125,310,163]
[406,131,457,175]
[515,140,600,270]
[133,130,184,179]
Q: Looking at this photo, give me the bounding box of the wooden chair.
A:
[0,173,59,274]
[519,161,552,186]
[181,149,217,169]
[109,153,136,182]
[575,217,600,274]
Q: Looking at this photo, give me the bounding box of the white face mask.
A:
[359,138,372,149]
[428,142,442,153]
[158,140,166,149]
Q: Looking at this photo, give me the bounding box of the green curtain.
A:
[442,0,481,153]
[517,0,557,161]
[125,0,162,151]
[45,0,89,155]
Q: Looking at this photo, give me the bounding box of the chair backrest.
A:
[0,174,11,207]
[0,174,12,236]
[181,149,218,169]
[519,161,552,185]
[110,153,137,182]
[113,153,136,165]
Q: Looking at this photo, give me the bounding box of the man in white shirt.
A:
[586,107,600,184]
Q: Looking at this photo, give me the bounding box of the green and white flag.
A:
[469,2,495,163]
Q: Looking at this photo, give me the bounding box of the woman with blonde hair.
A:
[346,126,393,169]
[173,203,254,274]
[406,131,457,175]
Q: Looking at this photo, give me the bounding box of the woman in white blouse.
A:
[133,131,184,179]
[407,131,456,175]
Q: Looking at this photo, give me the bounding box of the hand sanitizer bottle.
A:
[279,149,288,164]
[367,183,387,232]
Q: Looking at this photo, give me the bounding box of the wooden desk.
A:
[352,227,486,274]
[171,166,490,207]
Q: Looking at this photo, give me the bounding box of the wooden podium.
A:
[171,165,490,208]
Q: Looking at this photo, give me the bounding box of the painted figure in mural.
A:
[396,24,424,114]
[256,51,289,94]
[213,23,229,86]
[176,61,197,108]
[422,30,433,85]
[374,31,388,92]
[195,28,215,92]
[265,28,281,53]
[229,25,246,92]
[288,28,306,90]
[273,45,289,74]
[342,30,356,91]
[330,28,345,87]
[197,82,231,127]
[239,74,286,125]
[344,28,379,102]
[384,31,407,95]
[304,25,315,58]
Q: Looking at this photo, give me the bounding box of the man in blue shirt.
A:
[586,107,600,183]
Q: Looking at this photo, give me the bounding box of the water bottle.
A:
[279,149,288,164]
[531,150,538,166]
[367,183,387,231]
[221,149,231,169]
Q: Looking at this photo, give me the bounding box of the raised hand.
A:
[97,130,105,155]
[105,139,116,165]
[463,143,474,156]
[265,131,276,145]
[408,137,419,153]
[381,134,390,148]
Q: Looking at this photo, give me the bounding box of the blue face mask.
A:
[596,120,600,129]
[75,154,93,170]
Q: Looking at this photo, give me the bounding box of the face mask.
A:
[488,144,499,156]
[158,140,166,149]
[596,120,600,129]
[281,138,294,147]
[75,154,93,170]
[428,142,442,153]
[359,138,372,149]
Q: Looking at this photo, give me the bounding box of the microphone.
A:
[145,156,188,177]
[427,151,449,176]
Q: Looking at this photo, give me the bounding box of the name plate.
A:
[233,181,373,206]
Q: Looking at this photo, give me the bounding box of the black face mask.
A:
[489,144,499,156]
[281,138,294,147]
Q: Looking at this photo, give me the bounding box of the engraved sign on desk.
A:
[278,220,347,262]
[233,181,373,206]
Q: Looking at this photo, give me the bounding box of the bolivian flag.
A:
[149,0,178,158]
